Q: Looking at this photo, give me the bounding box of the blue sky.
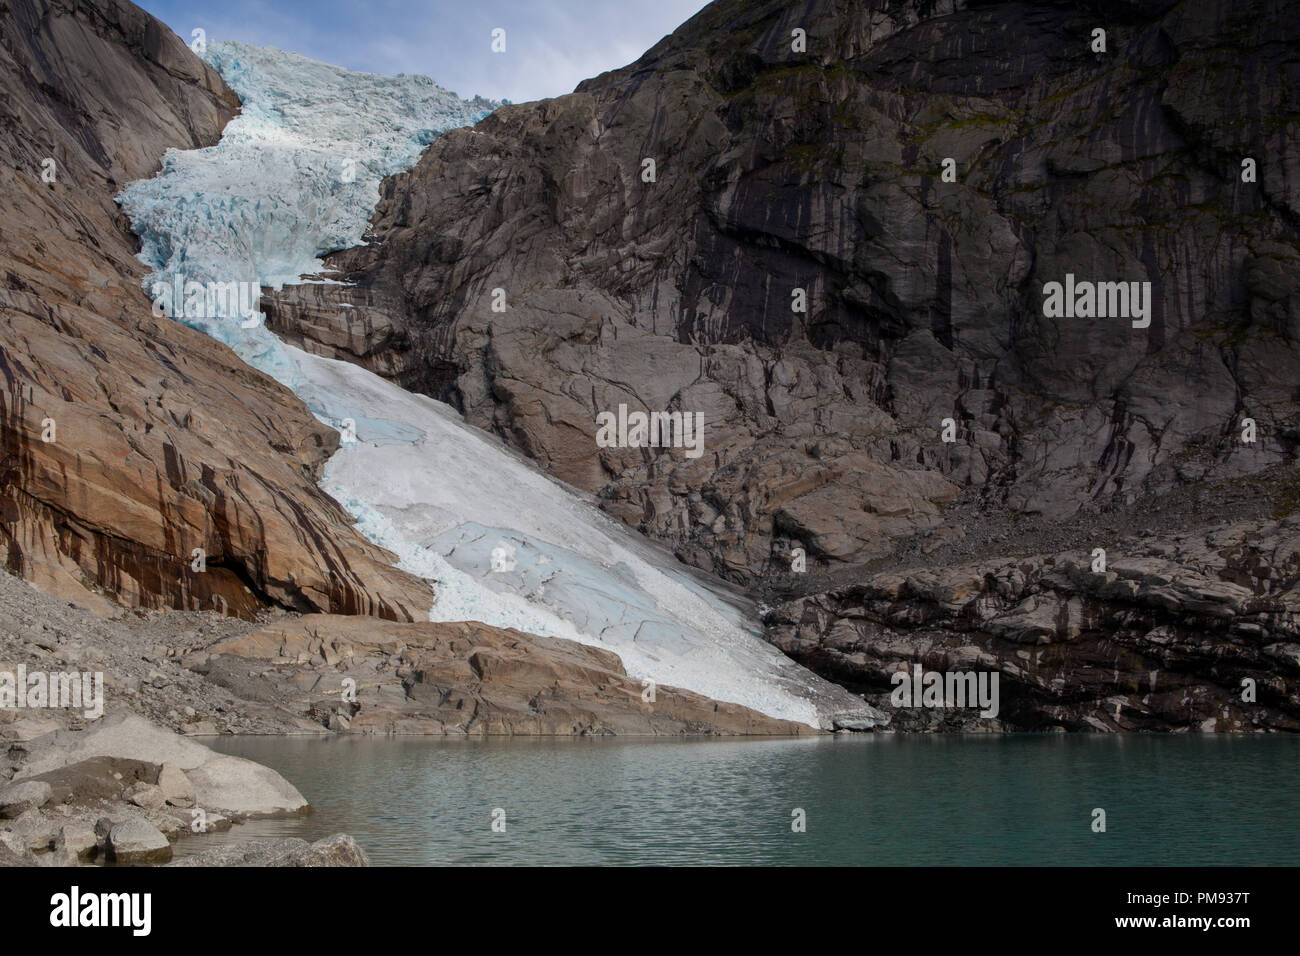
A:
[138,0,712,103]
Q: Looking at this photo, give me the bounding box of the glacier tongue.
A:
[118,42,882,729]
[294,345,864,727]
[117,41,498,386]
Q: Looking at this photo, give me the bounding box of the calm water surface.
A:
[182,735,1299,865]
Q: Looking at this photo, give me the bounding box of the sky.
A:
[138,0,713,103]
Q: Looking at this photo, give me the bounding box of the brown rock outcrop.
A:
[0,0,432,618]
[198,614,815,735]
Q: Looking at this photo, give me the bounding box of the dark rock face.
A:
[765,517,1300,731]
[267,0,1300,590]
[0,0,432,618]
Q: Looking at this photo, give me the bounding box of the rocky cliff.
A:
[0,0,433,619]
[767,516,1300,730]
[6,0,1298,732]
[266,0,1300,590]
[257,0,1300,730]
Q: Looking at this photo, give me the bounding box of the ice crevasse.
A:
[118,42,883,730]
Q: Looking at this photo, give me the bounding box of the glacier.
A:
[118,42,882,729]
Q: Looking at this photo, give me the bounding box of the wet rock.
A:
[170,834,370,867]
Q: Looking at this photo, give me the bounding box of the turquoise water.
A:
[188,735,1300,865]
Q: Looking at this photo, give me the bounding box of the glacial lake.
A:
[180,735,1300,866]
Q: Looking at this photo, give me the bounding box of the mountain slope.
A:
[255,0,1300,730]
[0,0,432,619]
[115,38,883,728]
[266,0,1300,588]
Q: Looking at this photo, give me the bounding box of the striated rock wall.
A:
[765,517,1300,730]
[0,0,433,619]
[266,0,1300,587]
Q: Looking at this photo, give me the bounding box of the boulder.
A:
[0,781,52,818]
[55,822,99,862]
[124,783,166,810]
[4,809,58,853]
[107,818,172,865]
[35,846,82,867]
[17,715,308,818]
[0,839,28,867]
[157,764,197,809]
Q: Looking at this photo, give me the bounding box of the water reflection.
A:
[174,735,1300,866]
